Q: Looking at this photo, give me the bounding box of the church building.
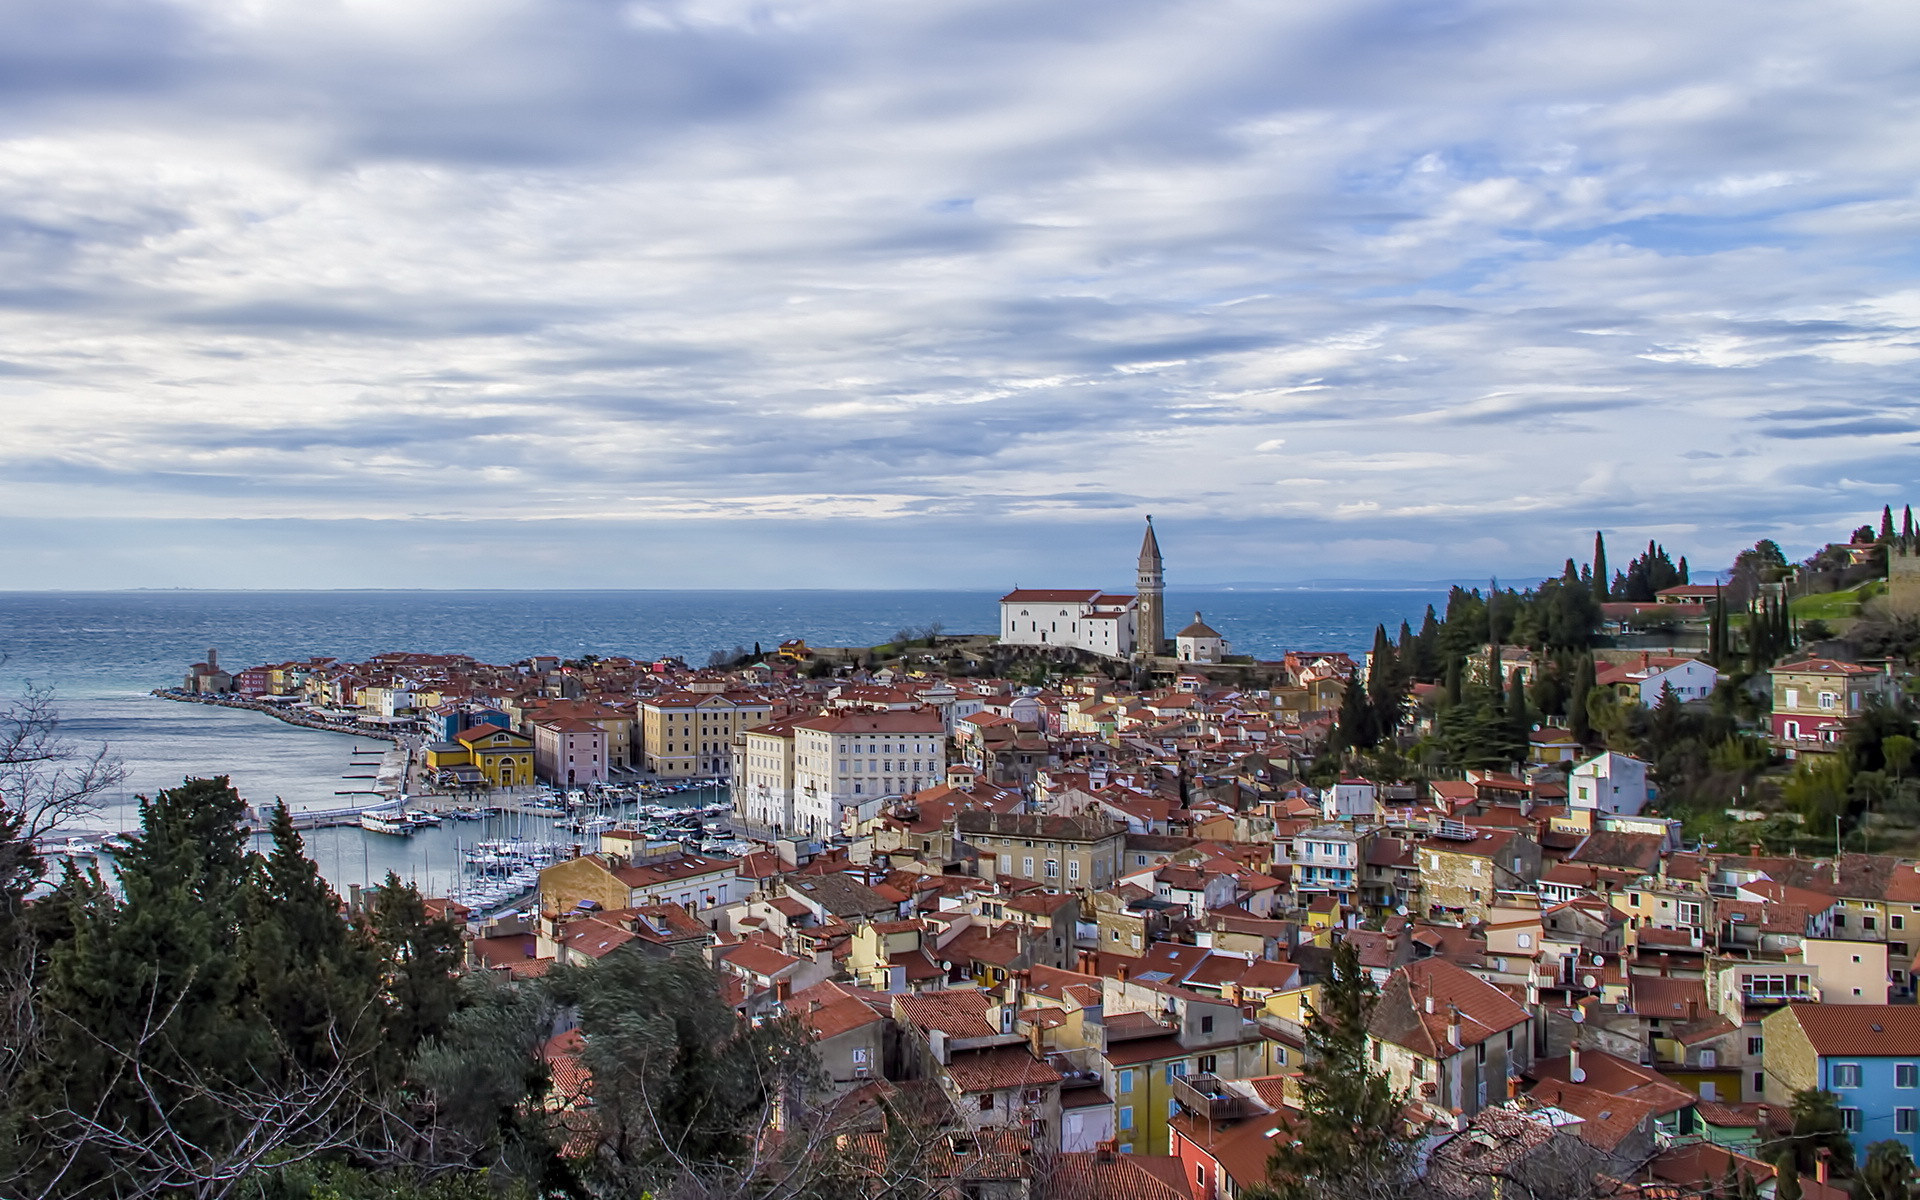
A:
[998,518,1167,659]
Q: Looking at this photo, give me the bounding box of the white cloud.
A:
[0,0,1916,584]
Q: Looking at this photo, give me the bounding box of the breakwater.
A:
[151,688,405,743]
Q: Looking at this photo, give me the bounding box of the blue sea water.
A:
[0,589,1445,895]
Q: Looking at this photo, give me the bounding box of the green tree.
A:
[545,949,822,1195]
[16,776,269,1194]
[1336,676,1379,752]
[1886,734,1917,783]
[1593,531,1609,601]
[1771,1088,1856,1177]
[1883,506,1898,542]
[1783,757,1854,831]
[1851,1140,1914,1200]
[1367,625,1407,740]
[1247,939,1411,1200]
[1570,653,1596,745]
[244,803,383,1076]
[369,872,464,1068]
[1507,666,1532,748]
[1776,1153,1804,1200]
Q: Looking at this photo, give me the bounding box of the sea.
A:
[0,589,1445,900]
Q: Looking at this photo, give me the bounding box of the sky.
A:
[2,0,1918,590]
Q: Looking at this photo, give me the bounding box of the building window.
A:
[1750,1037,1765,1056]
[978,1093,994,1111]
[1841,1108,1861,1132]
[1201,1015,1214,1033]
[1900,1064,1918,1089]
[1118,1106,1133,1131]
[1754,1071,1765,1095]
[1022,857,1034,877]
[1118,1069,1134,1094]
[1835,1064,1863,1089]
[1166,1061,1187,1085]
[1198,1054,1217,1073]
[1901,1109,1917,1134]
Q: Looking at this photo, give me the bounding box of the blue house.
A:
[1764,1003,1920,1158]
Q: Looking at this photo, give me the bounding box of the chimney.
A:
[1448,1003,1461,1048]
[1570,1045,1581,1079]
[1686,998,1698,1021]
[1425,992,1434,1015]
[1816,1148,1831,1184]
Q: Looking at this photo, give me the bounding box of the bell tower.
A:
[1136,516,1165,656]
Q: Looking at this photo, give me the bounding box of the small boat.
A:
[359,812,414,836]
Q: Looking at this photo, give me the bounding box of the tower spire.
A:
[1136,516,1164,656]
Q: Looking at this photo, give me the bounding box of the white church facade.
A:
[997,518,1167,660]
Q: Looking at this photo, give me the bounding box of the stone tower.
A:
[1891,540,1920,613]
[1137,516,1165,655]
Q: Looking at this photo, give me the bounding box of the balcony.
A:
[1172,1073,1248,1123]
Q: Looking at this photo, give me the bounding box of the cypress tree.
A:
[1570,653,1596,745]
[1251,940,1411,1200]
[1416,606,1441,681]
[1882,505,1897,541]
[1904,505,1915,544]
[1506,667,1531,762]
[1593,531,1608,600]
[1336,676,1377,752]
[1677,556,1689,585]
[1367,625,1404,741]
[1443,655,1463,707]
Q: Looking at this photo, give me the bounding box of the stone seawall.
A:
[150,688,404,743]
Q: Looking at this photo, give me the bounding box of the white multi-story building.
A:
[790,709,948,839]
[998,590,1138,658]
[731,721,797,834]
[1570,751,1652,816]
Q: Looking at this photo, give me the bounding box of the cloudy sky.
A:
[2,0,1917,589]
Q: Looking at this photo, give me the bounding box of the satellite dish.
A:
[1582,973,1598,989]
[1591,954,1604,966]
[1395,904,1409,915]
[1571,1067,1588,1084]
[1570,1008,1585,1023]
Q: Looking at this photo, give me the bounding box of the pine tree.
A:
[18,777,267,1193]
[1249,940,1411,1200]
[1593,531,1608,601]
[369,872,464,1066]
[242,802,382,1076]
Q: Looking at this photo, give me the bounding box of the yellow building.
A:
[454,725,536,788]
[639,691,772,778]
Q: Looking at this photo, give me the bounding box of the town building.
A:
[790,708,949,839]
[639,690,773,778]
[1761,1003,1920,1158]
[1770,658,1900,749]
